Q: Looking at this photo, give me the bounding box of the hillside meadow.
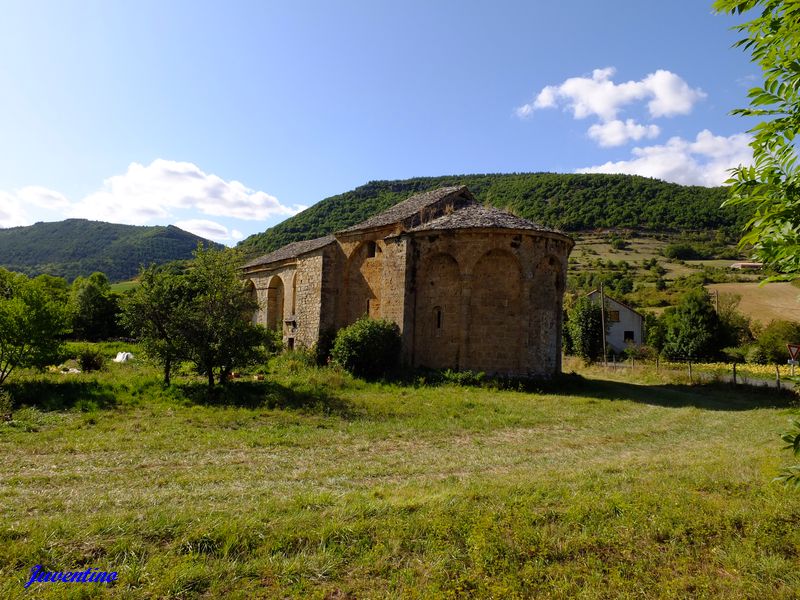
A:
[1,349,799,599]
[706,282,800,325]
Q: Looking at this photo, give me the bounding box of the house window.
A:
[366,241,377,258]
[608,310,620,323]
[624,330,635,343]
[434,307,443,337]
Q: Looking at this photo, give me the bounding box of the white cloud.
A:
[516,67,705,122]
[643,70,706,118]
[16,186,71,210]
[0,191,29,227]
[576,130,752,186]
[174,219,245,243]
[68,159,304,224]
[587,119,660,147]
[0,159,303,232]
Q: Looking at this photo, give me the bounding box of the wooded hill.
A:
[239,173,743,255]
[0,219,220,282]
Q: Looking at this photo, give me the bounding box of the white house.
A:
[587,290,644,353]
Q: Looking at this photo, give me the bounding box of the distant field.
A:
[570,233,754,281]
[706,282,800,324]
[109,280,138,293]
[1,354,799,598]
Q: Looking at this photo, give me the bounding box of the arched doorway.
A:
[266,276,284,331]
[245,280,259,325]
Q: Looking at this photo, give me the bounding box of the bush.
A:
[663,243,705,260]
[331,317,401,380]
[753,320,800,364]
[77,346,105,372]
[565,296,605,363]
[0,388,12,417]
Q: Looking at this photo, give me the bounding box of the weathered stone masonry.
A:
[243,186,573,378]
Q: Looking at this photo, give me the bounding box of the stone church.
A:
[242,186,573,377]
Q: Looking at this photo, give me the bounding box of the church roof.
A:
[340,186,473,233]
[409,203,559,234]
[242,234,335,269]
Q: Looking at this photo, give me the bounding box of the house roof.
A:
[242,234,335,269]
[339,186,473,233]
[409,203,560,234]
[586,289,643,317]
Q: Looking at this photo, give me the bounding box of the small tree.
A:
[182,247,268,388]
[566,296,605,363]
[331,317,401,379]
[0,269,70,386]
[662,289,721,361]
[122,249,270,388]
[70,272,123,341]
[120,263,193,385]
[752,320,800,364]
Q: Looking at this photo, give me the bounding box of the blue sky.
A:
[0,1,755,243]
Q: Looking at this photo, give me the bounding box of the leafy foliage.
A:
[69,272,124,341]
[0,219,221,282]
[662,290,722,361]
[122,247,269,388]
[565,296,606,363]
[121,263,194,385]
[77,346,105,372]
[750,319,800,364]
[776,420,800,489]
[0,269,71,385]
[330,317,401,380]
[182,247,270,388]
[239,174,744,255]
[714,0,800,278]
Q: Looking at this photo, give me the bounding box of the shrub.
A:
[753,320,800,364]
[77,346,105,372]
[331,317,401,380]
[440,369,485,386]
[609,237,629,250]
[663,243,705,260]
[565,296,605,363]
[0,388,12,418]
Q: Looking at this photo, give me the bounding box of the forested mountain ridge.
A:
[0,219,221,282]
[239,173,743,255]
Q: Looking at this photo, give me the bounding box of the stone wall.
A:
[404,229,571,378]
[245,224,571,378]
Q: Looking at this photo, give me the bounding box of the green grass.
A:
[110,280,139,293]
[1,353,799,598]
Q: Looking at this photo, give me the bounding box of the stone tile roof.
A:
[340,186,472,233]
[243,235,335,269]
[409,203,559,233]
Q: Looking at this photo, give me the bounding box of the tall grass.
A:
[0,350,798,598]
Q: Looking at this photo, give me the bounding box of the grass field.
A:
[706,282,800,324]
[570,233,756,283]
[1,354,799,598]
[109,280,139,294]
